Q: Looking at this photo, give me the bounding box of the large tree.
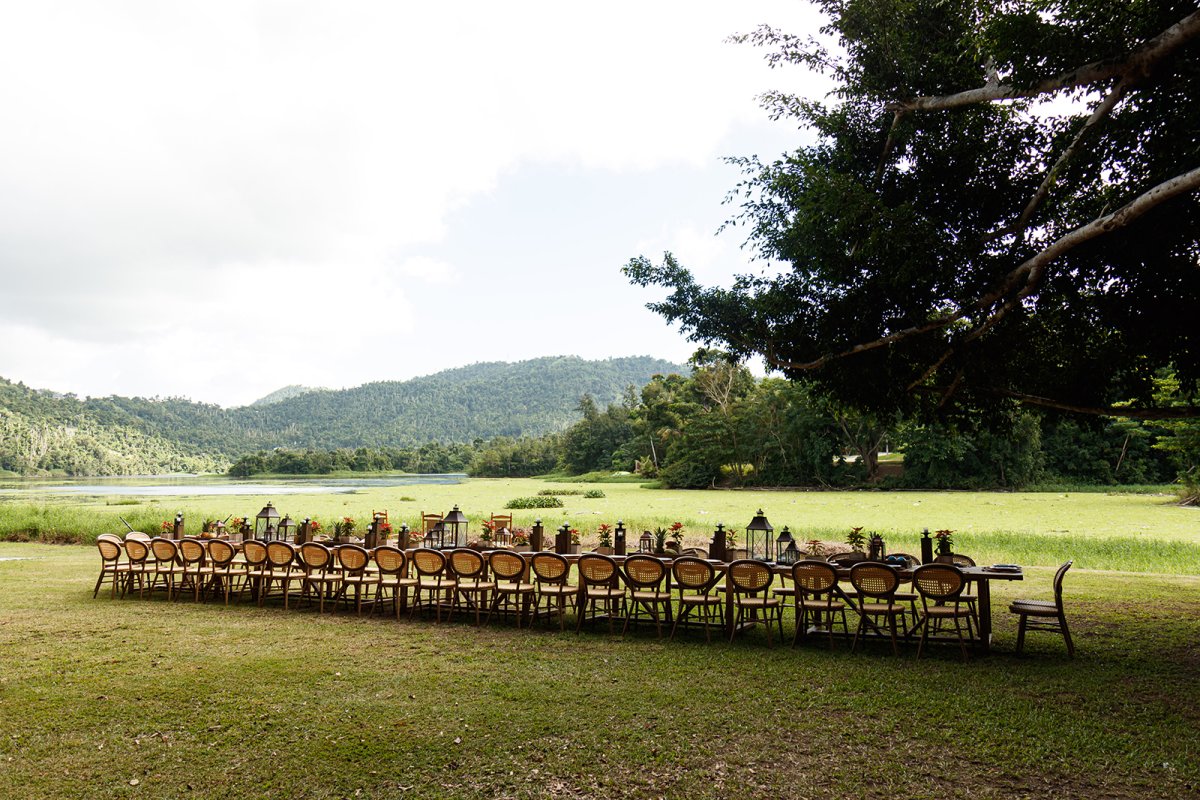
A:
[626,0,1200,420]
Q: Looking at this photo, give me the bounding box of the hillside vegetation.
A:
[0,356,680,476]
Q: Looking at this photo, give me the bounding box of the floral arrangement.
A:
[512,528,530,546]
[934,529,955,554]
[668,521,685,545]
[160,520,172,533]
[806,539,823,557]
[569,528,580,545]
[309,520,323,533]
[334,516,356,538]
[725,528,739,548]
[846,526,867,552]
[378,522,392,535]
[230,517,246,529]
[597,523,613,548]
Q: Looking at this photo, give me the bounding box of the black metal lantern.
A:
[639,530,655,553]
[441,505,468,548]
[278,514,296,542]
[745,509,775,561]
[424,521,446,549]
[776,527,799,565]
[255,502,281,541]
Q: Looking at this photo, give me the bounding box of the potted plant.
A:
[480,526,493,550]
[594,523,614,555]
[666,521,685,553]
[935,529,955,557]
[725,528,746,560]
[229,517,246,543]
[334,516,356,544]
[568,528,581,555]
[512,528,531,553]
[846,526,867,553]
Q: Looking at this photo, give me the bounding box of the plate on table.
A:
[986,564,1022,573]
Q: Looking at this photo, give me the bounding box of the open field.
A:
[2,478,1199,572]
[0,542,1198,799]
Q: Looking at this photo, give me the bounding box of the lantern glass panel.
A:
[255,502,280,540]
[745,510,774,561]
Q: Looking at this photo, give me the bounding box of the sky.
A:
[0,1,830,408]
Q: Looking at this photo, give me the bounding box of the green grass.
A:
[2,478,1200,571]
[0,543,1197,799]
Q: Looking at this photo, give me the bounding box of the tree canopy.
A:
[626,0,1200,420]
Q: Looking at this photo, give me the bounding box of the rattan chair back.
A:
[124,538,150,564]
[827,551,867,566]
[150,538,179,565]
[178,538,206,566]
[672,556,715,590]
[489,551,526,582]
[728,559,773,593]
[125,531,152,543]
[935,553,976,567]
[266,541,298,569]
[849,562,900,599]
[242,540,268,568]
[912,564,965,601]
[624,555,666,590]
[578,553,618,586]
[531,552,569,584]
[1053,560,1073,606]
[373,545,406,575]
[449,549,486,580]
[338,544,370,573]
[97,538,123,564]
[298,542,333,570]
[792,560,838,594]
[412,547,448,577]
[207,539,237,568]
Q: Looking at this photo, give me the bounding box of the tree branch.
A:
[889,10,1200,113]
[767,165,1200,373]
[975,388,1200,420]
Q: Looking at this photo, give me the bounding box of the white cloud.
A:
[0,1,830,405]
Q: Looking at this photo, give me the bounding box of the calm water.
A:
[0,474,466,498]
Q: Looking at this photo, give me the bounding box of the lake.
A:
[0,473,466,498]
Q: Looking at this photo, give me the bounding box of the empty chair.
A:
[622,555,673,638]
[336,544,377,615]
[727,560,785,647]
[93,535,128,599]
[177,538,212,602]
[124,531,152,543]
[410,548,457,623]
[669,556,724,643]
[261,541,305,610]
[1010,561,1074,657]
[488,551,536,628]
[790,560,849,649]
[912,563,973,660]
[449,549,496,626]
[240,540,270,603]
[147,538,184,601]
[530,552,576,631]
[848,562,907,655]
[298,542,341,613]
[576,553,627,635]
[373,546,417,619]
[120,538,152,599]
[205,539,242,605]
[935,552,979,631]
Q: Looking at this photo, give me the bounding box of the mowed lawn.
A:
[1,540,1198,799]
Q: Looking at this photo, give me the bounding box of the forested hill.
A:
[0,356,682,475]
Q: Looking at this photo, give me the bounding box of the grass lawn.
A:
[1,541,1198,799]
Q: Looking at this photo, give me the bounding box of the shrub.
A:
[505,496,565,509]
[538,489,582,496]
[583,489,605,498]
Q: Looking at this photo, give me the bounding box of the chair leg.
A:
[1015,614,1027,654]
[1060,613,1075,657]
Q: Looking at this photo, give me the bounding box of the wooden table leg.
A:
[976,578,993,654]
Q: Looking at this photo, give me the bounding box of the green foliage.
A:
[227,444,473,477]
[503,496,564,509]
[537,489,582,496]
[901,409,1044,489]
[583,489,605,499]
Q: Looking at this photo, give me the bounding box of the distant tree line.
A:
[227,443,474,477]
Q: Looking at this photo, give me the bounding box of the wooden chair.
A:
[790,560,849,649]
[336,544,377,615]
[177,538,212,602]
[124,531,152,543]
[622,555,673,638]
[449,549,496,626]
[93,535,128,599]
[297,542,341,613]
[147,538,184,601]
[121,538,152,598]
[372,546,417,620]
[576,553,627,635]
[261,541,304,610]
[410,548,457,623]
[421,512,443,533]
[935,552,979,631]
[488,551,536,628]
[531,552,576,631]
[1010,561,1075,657]
[205,539,242,605]
[240,540,270,603]
[912,564,973,660]
[669,557,724,642]
[848,562,907,655]
[728,560,784,647]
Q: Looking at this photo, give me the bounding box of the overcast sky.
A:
[0,1,829,407]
